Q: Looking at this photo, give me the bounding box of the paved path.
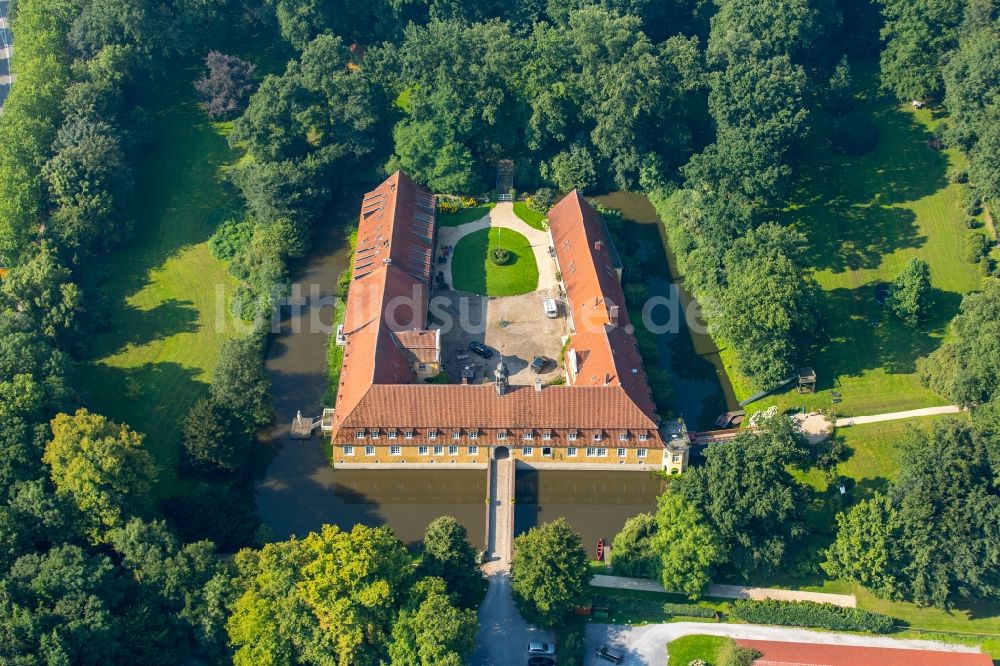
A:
[484,456,515,568]
[836,405,962,427]
[590,575,856,607]
[585,622,982,666]
[437,203,558,290]
[470,572,554,665]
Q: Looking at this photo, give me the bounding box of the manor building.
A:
[328,171,688,472]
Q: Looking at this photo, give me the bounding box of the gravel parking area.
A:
[433,287,569,386]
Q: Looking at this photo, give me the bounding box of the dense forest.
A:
[0,0,998,661]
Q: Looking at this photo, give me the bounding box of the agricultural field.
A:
[724,66,983,418]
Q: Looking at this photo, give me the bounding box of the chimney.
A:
[595,240,603,252]
[604,373,611,386]
[534,378,542,392]
[609,305,619,326]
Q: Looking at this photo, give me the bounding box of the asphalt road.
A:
[470,572,555,666]
[585,622,983,666]
[0,0,11,108]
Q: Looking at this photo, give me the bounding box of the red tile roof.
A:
[736,639,992,666]
[331,179,662,446]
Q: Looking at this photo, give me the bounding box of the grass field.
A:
[722,62,982,417]
[438,203,495,227]
[79,89,244,497]
[512,201,547,230]
[451,226,538,296]
[667,635,733,666]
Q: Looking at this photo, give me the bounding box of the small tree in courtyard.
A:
[510,518,589,627]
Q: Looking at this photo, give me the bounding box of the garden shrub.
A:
[965,233,988,263]
[662,602,717,619]
[729,599,895,633]
[947,168,969,184]
[490,247,512,265]
[530,187,556,212]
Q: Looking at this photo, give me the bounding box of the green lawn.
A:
[451,226,538,296]
[79,90,244,497]
[723,62,982,417]
[667,635,733,666]
[512,201,547,230]
[438,203,495,227]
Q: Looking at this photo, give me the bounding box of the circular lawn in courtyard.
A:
[450,227,538,296]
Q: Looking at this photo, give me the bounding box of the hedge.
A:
[730,600,895,633]
[662,603,718,619]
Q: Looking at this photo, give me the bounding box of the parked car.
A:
[468,341,494,358]
[543,298,559,318]
[595,645,624,664]
[527,658,555,666]
[528,643,556,656]
[530,356,552,373]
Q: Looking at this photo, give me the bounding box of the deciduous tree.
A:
[510,518,589,628]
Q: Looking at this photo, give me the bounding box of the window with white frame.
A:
[389,445,401,455]
[637,433,648,442]
[542,430,553,441]
[597,447,607,457]
[618,432,628,441]
[470,429,479,439]
[418,446,429,455]
[522,446,533,456]
[433,445,444,455]
[452,430,461,439]
[637,448,647,458]
[371,429,380,440]
[617,447,627,457]
[593,432,603,441]
[388,429,398,440]
[586,447,597,457]
[343,446,355,456]
[355,430,365,439]
[496,430,507,440]
[467,445,478,455]
[672,454,681,463]
[567,447,578,457]
[568,431,578,441]
[365,446,376,456]
[428,429,438,440]
[448,445,458,456]
[522,430,533,440]
[404,429,414,439]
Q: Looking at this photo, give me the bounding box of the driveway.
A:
[0,0,11,109]
[470,572,554,665]
[585,622,982,666]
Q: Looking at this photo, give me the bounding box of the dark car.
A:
[530,356,552,374]
[595,645,624,664]
[468,341,494,358]
[527,658,555,666]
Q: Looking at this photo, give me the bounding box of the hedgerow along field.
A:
[723,63,983,417]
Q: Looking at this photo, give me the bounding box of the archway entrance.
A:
[494,446,509,460]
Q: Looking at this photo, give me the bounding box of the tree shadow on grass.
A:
[810,285,962,381]
[87,298,200,359]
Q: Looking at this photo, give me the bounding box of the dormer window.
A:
[542,430,553,441]
[452,430,461,440]
[593,432,603,442]
[619,432,628,441]
[388,429,398,440]
[567,431,578,441]
[355,430,365,439]
[371,429,380,440]
[470,429,479,440]
[522,430,534,440]
[428,429,438,440]
[496,430,507,440]
[637,432,648,442]
[404,429,414,439]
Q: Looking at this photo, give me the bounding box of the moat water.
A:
[256,192,731,550]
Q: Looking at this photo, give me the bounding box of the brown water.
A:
[256,194,679,547]
[595,192,738,429]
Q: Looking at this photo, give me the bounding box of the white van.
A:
[543,298,559,318]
